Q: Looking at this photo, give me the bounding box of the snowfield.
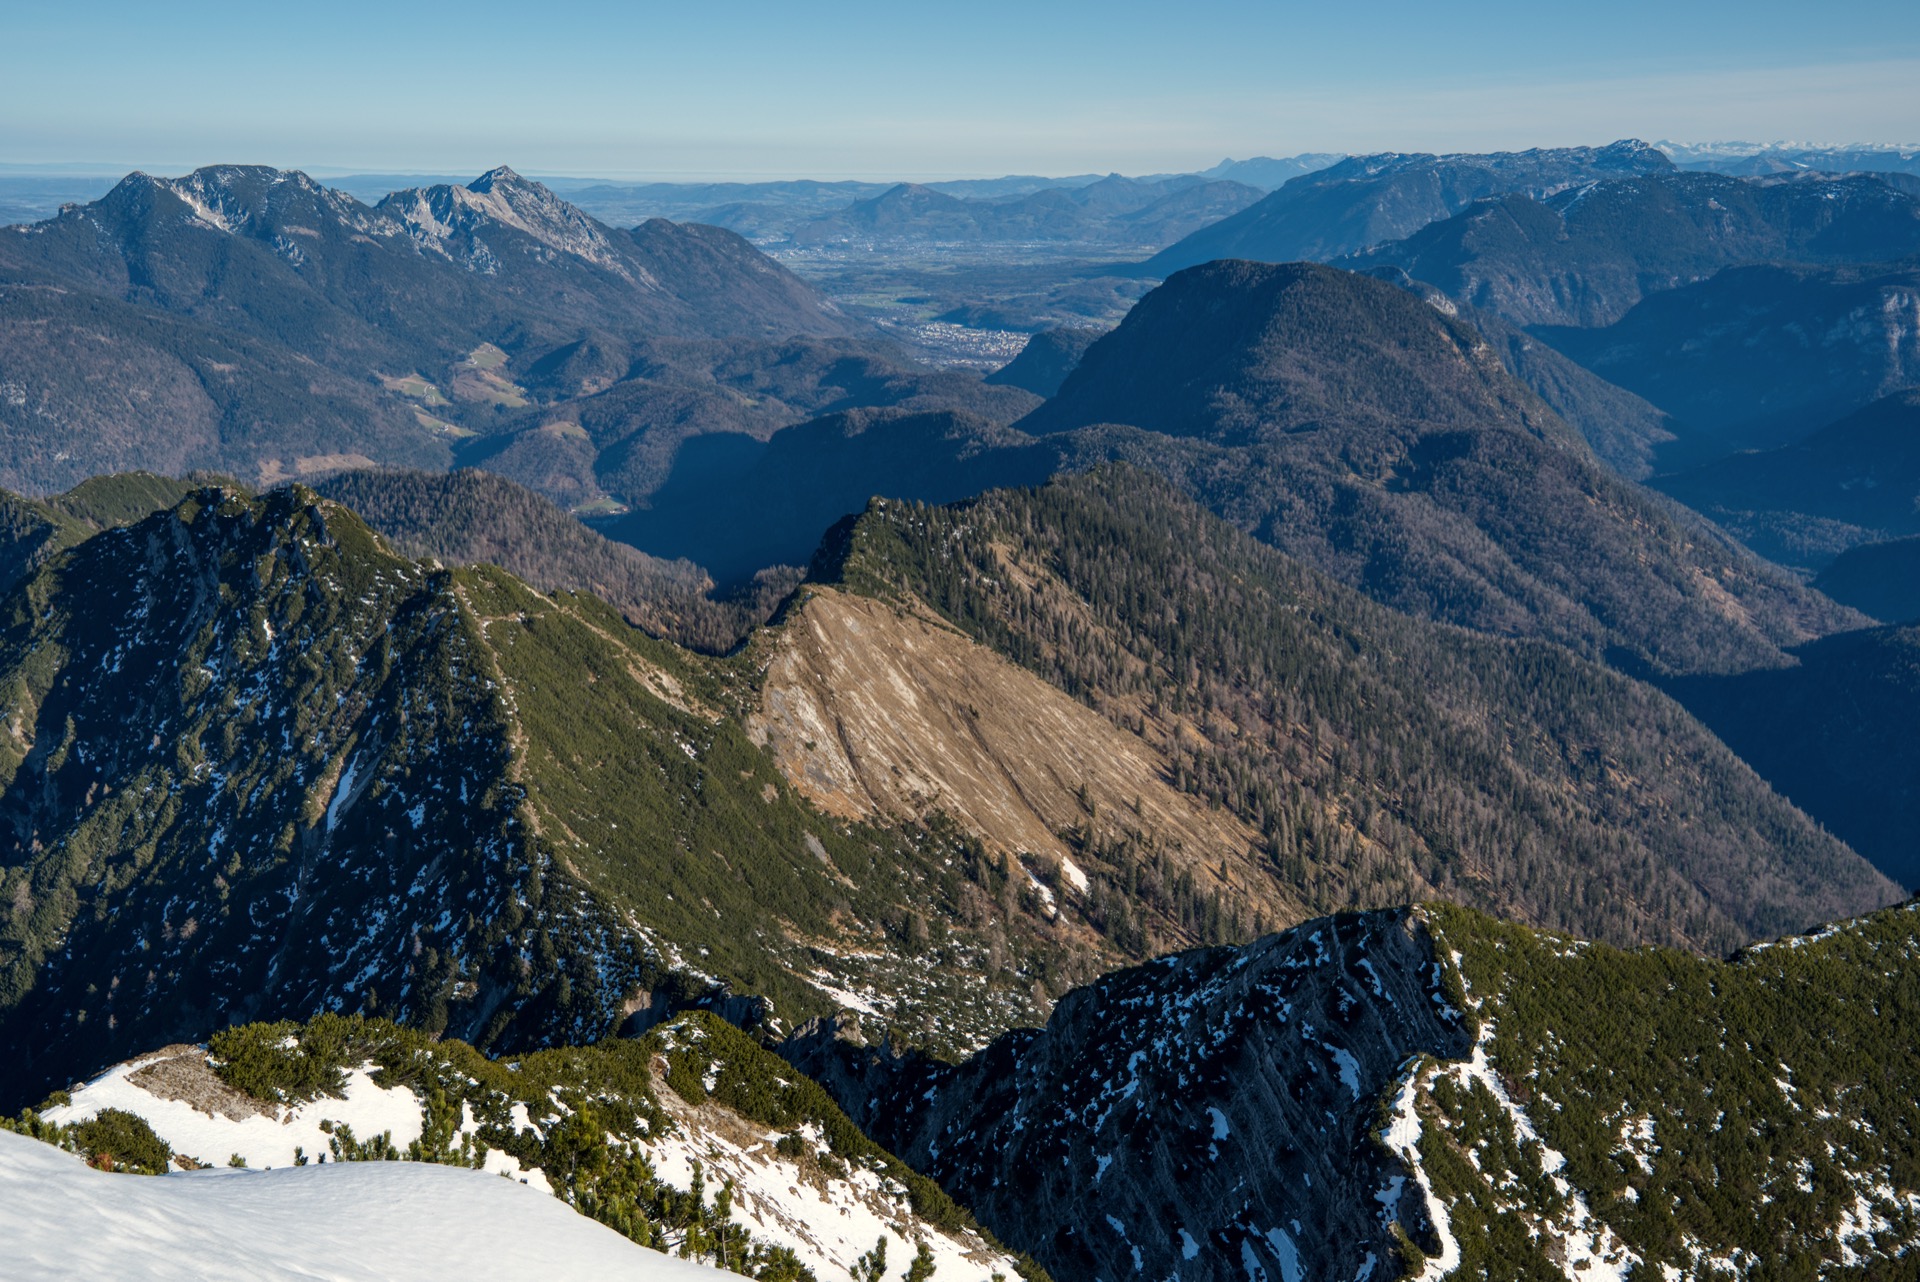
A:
[0,1129,718,1281]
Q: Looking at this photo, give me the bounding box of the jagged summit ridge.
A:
[68,164,380,240]
[31,162,646,280]
[376,167,641,278]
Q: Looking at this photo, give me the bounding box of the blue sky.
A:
[6,0,1917,179]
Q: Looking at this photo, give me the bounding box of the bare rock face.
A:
[783,908,1472,1281]
[751,587,1260,865]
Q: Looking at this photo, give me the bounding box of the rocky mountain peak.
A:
[58,164,373,242]
[467,164,526,192]
[784,908,1473,1281]
[376,167,630,277]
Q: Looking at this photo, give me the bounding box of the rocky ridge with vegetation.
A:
[6,1011,1036,1280]
[787,900,1920,1281]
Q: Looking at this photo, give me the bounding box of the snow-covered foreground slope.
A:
[0,1129,717,1281]
[30,1017,1025,1281]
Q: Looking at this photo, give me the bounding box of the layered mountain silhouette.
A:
[786,175,1263,251]
[1662,140,1920,178]
[1145,140,1674,274]
[1350,171,1920,328]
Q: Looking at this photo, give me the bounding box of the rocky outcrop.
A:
[752,587,1261,866]
[784,908,1472,1281]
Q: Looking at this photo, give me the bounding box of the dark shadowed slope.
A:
[1669,623,1920,888]
[1547,262,1920,464]
[1813,535,1920,622]
[1653,390,1920,569]
[598,409,1060,583]
[984,327,1104,398]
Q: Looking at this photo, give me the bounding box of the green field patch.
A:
[449,368,528,409]
[412,409,477,438]
[463,343,510,371]
[378,373,450,406]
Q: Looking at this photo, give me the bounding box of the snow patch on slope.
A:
[45,1053,423,1172]
[648,1068,1013,1279]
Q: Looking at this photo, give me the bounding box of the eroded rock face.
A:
[785,908,1472,1281]
[751,587,1260,866]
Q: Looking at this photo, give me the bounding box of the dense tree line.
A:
[816,466,1889,955]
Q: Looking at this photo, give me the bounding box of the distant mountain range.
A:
[1194,152,1347,188]
[0,165,1065,514]
[1349,170,1920,328]
[326,157,1340,254]
[777,175,1264,253]
[0,165,876,494]
[435,155,1341,236]
[1145,140,1675,274]
[1658,140,1920,177]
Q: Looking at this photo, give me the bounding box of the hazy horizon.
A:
[6,0,1916,181]
[4,134,1919,189]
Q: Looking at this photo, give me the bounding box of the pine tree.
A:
[853,1236,889,1282]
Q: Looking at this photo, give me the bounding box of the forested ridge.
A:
[814,467,1896,955]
